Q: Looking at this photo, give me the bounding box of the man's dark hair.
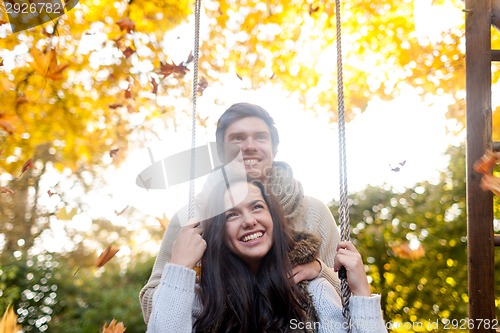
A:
[215,103,280,161]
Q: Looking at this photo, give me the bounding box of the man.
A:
[139,103,341,323]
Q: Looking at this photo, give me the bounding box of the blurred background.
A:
[0,0,499,331]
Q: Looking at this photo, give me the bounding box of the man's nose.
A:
[242,137,257,151]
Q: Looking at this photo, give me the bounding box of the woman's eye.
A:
[253,204,264,211]
[225,212,238,220]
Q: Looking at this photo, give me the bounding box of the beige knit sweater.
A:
[139,162,341,324]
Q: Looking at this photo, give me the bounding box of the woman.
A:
[147,180,387,332]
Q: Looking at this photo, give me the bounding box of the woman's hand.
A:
[290,260,322,284]
[171,221,207,269]
[334,241,371,296]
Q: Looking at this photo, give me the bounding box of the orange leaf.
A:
[116,17,135,33]
[156,214,170,229]
[0,186,14,194]
[47,190,56,197]
[102,319,126,333]
[30,48,68,81]
[474,150,499,174]
[480,174,500,196]
[122,47,135,59]
[0,304,22,333]
[96,246,120,268]
[158,61,189,77]
[109,103,123,109]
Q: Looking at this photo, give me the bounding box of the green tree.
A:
[330,144,500,329]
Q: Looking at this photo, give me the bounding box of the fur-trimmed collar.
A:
[289,231,321,266]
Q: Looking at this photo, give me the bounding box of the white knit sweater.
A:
[147,264,387,333]
[140,162,342,323]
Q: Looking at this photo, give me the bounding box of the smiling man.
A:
[139,103,342,324]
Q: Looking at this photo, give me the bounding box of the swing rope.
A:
[335,0,353,330]
[188,0,202,220]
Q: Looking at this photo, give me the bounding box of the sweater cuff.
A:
[161,263,197,292]
[349,294,383,319]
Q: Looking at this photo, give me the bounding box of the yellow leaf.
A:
[102,319,126,333]
[155,214,170,229]
[30,48,68,81]
[0,304,22,333]
[96,246,120,268]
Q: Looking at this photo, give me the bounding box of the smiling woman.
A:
[147,179,388,333]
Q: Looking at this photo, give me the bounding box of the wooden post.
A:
[465,0,495,331]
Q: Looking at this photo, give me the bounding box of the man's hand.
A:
[171,221,206,269]
[290,259,322,284]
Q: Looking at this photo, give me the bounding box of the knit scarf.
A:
[267,161,305,225]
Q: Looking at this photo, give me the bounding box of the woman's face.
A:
[223,182,274,272]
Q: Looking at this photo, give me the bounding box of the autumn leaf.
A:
[21,158,34,175]
[480,174,500,197]
[102,319,126,333]
[156,214,170,229]
[47,190,55,197]
[96,245,120,268]
[114,205,129,215]
[236,72,243,80]
[116,17,136,33]
[151,77,158,95]
[122,47,135,59]
[30,48,68,81]
[198,76,208,95]
[109,148,119,158]
[0,186,14,194]
[158,61,189,78]
[185,51,194,64]
[474,150,499,174]
[124,88,132,99]
[0,58,3,67]
[0,304,22,333]
[109,103,123,109]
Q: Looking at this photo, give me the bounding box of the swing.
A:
[187,0,353,330]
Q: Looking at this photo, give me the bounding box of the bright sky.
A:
[107,81,457,220]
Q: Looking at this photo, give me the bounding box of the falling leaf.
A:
[480,174,500,196]
[196,114,208,127]
[0,304,22,333]
[96,246,120,268]
[109,103,123,109]
[156,214,170,229]
[186,51,194,64]
[158,61,189,78]
[122,47,135,59]
[109,148,119,158]
[474,149,499,174]
[115,205,129,215]
[236,72,243,80]
[47,190,55,197]
[124,87,132,99]
[0,186,14,194]
[198,76,208,95]
[390,160,406,172]
[102,319,126,333]
[309,4,320,15]
[56,207,78,221]
[21,158,34,174]
[151,77,158,95]
[116,17,135,33]
[30,48,68,81]
[399,160,406,166]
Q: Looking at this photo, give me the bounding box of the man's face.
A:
[223,117,275,182]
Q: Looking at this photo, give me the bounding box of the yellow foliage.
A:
[0,305,21,333]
